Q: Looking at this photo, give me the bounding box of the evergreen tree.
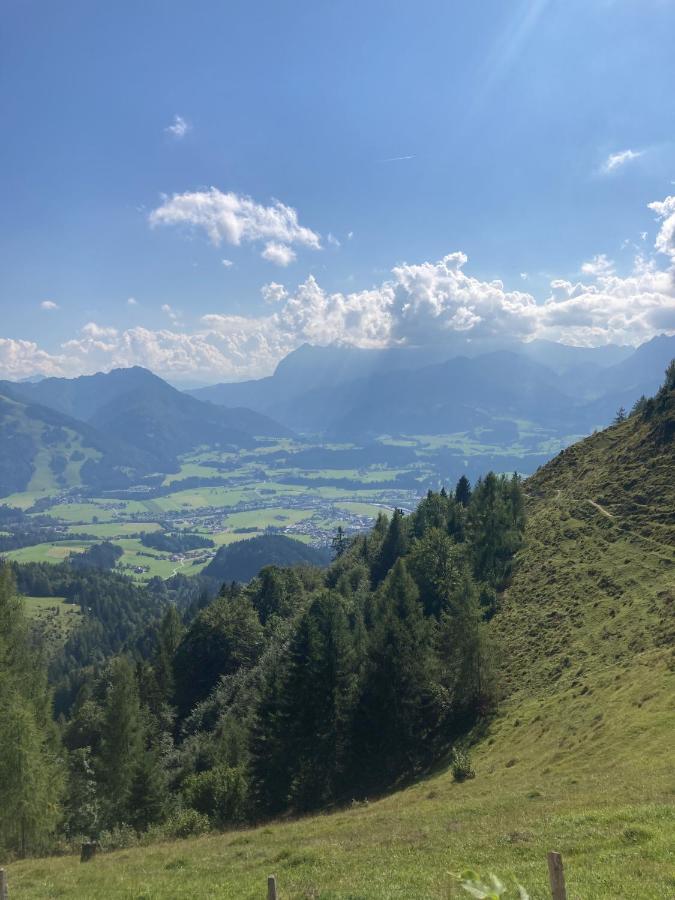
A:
[154,604,184,701]
[372,508,409,585]
[63,748,100,839]
[354,560,438,789]
[250,593,358,813]
[128,746,169,832]
[98,656,144,826]
[173,594,264,715]
[435,573,488,729]
[248,652,294,815]
[0,565,63,856]
[331,525,349,559]
[467,473,525,589]
[455,475,472,507]
[407,527,465,618]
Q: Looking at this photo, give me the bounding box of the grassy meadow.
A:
[7,650,673,898]
[6,413,675,898]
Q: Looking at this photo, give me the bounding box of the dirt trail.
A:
[585,499,614,518]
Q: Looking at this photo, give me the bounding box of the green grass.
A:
[23,595,81,646]
[65,522,163,538]
[162,462,224,485]
[3,541,91,564]
[5,410,675,896]
[7,652,674,897]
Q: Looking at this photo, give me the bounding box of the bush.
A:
[182,765,248,827]
[160,809,210,840]
[451,747,475,782]
[98,823,139,851]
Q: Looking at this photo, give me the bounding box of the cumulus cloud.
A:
[127,296,138,305]
[601,149,642,175]
[261,241,296,266]
[536,260,675,346]
[3,195,674,382]
[165,114,190,138]
[581,254,615,277]
[148,187,321,266]
[221,258,234,268]
[261,282,288,304]
[0,338,67,378]
[648,195,675,263]
[40,300,59,310]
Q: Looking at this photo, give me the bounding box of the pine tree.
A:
[0,565,63,856]
[64,748,100,839]
[128,746,169,832]
[372,508,409,585]
[249,651,294,815]
[455,475,472,507]
[98,656,144,826]
[250,593,358,813]
[173,594,264,715]
[354,560,438,789]
[154,604,184,700]
[467,473,524,589]
[407,527,464,618]
[331,525,349,559]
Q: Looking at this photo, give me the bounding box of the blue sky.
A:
[1,0,674,383]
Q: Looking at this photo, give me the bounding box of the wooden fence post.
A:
[0,867,8,900]
[547,851,567,900]
[267,874,278,900]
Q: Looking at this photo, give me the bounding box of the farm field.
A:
[0,429,565,582]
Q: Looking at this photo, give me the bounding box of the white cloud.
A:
[261,241,296,266]
[601,149,642,175]
[127,296,138,305]
[40,300,59,310]
[81,322,117,338]
[347,231,354,240]
[0,338,67,378]
[648,195,675,263]
[581,254,615,277]
[148,187,321,267]
[4,195,674,382]
[261,282,288,304]
[327,232,341,247]
[221,259,234,268]
[161,303,180,323]
[165,114,190,139]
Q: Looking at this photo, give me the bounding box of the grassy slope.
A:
[8,406,675,898]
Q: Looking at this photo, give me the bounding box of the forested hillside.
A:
[2,364,674,899]
[1,468,525,854]
[0,367,291,493]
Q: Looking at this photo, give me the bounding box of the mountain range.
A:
[190,334,675,438]
[0,367,290,496]
[0,335,673,498]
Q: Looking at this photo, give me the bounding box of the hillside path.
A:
[585,499,615,518]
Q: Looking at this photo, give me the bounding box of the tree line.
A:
[0,473,525,857]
